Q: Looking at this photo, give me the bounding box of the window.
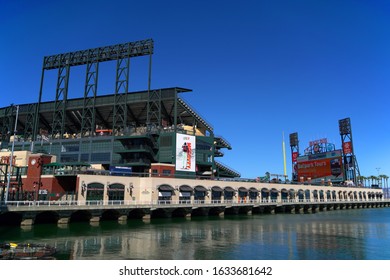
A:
[61,144,79,152]
[61,154,79,162]
[91,152,111,162]
[162,169,171,175]
[91,141,111,150]
[196,139,212,151]
[80,153,89,162]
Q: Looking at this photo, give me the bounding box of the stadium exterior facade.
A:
[0,39,239,200]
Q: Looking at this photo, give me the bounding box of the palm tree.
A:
[384,175,389,188]
[364,176,369,187]
[379,174,385,188]
[369,175,377,187]
[379,174,389,188]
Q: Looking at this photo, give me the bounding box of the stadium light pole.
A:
[5,105,19,204]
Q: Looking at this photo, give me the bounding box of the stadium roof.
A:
[1,87,214,138]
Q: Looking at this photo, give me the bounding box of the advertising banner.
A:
[292,152,298,163]
[176,133,196,172]
[343,141,353,154]
[297,151,343,183]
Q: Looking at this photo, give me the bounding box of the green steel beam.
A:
[146,53,153,125]
[112,50,130,134]
[0,106,14,141]
[32,67,45,141]
[51,62,70,139]
[147,89,161,129]
[81,50,99,137]
[42,39,153,70]
[23,103,37,141]
[33,39,153,141]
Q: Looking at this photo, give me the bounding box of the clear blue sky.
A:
[1,0,389,179]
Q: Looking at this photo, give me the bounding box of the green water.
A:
[1,208,390,260]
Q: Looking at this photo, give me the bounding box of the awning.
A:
[261,188,270,193]
[224,186,235,192]
[43,162,63,167]
[180,191,192,197]
[108,184,125,190]
[159,191,172,197]
[87,183,104,189]
[249,187,258,193]
[194,186,208,192]
[238,187,248,193]
[158,185,174,191]
[211,186,223,192]
[180,185,193,192]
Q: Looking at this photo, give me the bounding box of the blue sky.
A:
[1,0,389,179]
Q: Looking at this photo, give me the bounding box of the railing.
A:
[1,198,389,210]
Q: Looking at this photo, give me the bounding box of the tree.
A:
[369,175,377,187]
[379,174,389,188]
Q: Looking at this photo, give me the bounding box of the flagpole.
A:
[282,132,287,178]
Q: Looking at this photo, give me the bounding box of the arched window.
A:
[86,183,104,202]
[108,183,125,202]
[211,186,223,202]
[158,184,174,204]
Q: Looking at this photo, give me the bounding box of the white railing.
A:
[1,198,389,210]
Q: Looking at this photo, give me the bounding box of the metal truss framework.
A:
[28,39,154,141]
[339,117,360,185]
[147,89,162,130]
[0,106,17,142]
[113,54,130,134]
[51,65,70,138]
[81,51,99,137]
[289,132,299,182]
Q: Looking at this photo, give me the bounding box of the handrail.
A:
[1,198,389,210]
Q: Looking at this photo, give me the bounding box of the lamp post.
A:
[5,105,19,204]
[376,167,381,187]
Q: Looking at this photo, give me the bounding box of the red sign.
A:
[343,142,352,154]
[292,152,298,163]
[297,157,343,180]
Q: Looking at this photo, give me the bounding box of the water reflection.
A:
[1,208,390,260]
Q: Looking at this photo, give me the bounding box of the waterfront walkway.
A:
[1,198,389,227]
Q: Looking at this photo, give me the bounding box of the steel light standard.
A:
[5,105,19,204]
[376,167,381,187]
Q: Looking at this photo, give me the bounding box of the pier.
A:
[1,173,386,227]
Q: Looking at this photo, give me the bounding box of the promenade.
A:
[1,173,386,227]
[1,197,388,227]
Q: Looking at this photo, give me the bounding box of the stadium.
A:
[0,39,242,201]
[0,39,242,199]
[0,39,384,210]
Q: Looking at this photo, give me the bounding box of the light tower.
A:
[338,117,360,186]
[289,132,299,182]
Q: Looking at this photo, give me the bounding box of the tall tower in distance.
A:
[289,132,299,182]
[338,117,361,186]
